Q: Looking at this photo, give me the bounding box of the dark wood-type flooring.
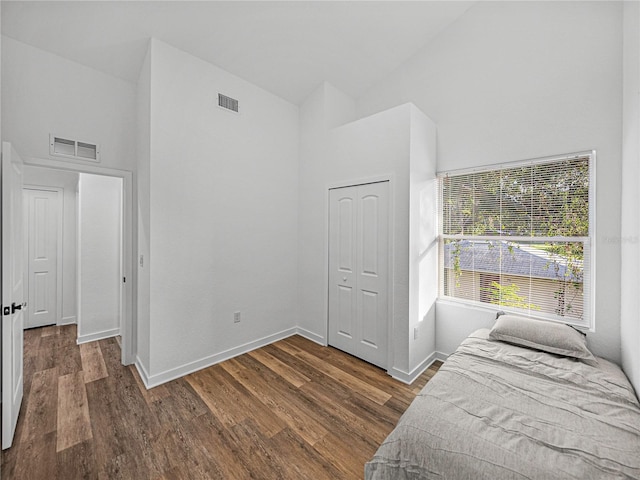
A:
[1,324,441,479]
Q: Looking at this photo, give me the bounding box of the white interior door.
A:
[2,142,25,449]
[24,188,59,329]
[328,181,389,368]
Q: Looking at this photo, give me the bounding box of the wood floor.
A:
[1,324,441,479]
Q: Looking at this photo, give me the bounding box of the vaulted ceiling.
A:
[1,1,474,104]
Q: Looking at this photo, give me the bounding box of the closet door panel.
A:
[328,188,357,352]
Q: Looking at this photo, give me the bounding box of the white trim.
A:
[77,327,120,345]
[60,316,76,326]
[117,178,124,353]
[138,327,299,389]
[134,325,422,391]
[295,327,326,346]
[441,234,589,243]
[434,351,449,363]
[134,357,152,388]
[387,178,396,371]
[76,176,82,347]
[436,295,589,331]
[387,351,444,385]
[587,151,596,333]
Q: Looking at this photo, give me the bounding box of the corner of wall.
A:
[407,106,438,373]
[322,82,357,130]
[135,36,152,370]
[621,0,640,394]
[299,81,357,139]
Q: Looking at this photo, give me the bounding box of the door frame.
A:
[23,157,135,366]
[325,174,395,371]
[22,186,64,329]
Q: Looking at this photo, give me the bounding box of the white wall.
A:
[357,1,623,363]
[297,83,355,340]
[409,107,438,371]
[1,36,136,172]
[137,39,300,384]
[621,1,640,393]
[22,166,78,324]
[77,173,122,343]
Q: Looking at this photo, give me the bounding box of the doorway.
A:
[20,158,134,366]
[23,170,124,343]
[77,173,123,343]
[327,181,390,368]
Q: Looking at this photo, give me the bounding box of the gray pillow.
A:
[489,314,598,367]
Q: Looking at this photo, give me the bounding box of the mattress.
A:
[365,329,640,480]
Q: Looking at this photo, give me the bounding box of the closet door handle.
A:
[11,302,26,314]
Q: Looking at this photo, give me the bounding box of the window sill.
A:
[436,296,592,332]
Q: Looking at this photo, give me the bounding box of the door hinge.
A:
[2,305,9,316]
[123,277,126,283]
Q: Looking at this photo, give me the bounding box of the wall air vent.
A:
[218,93,239,113]
[49,134,100,163]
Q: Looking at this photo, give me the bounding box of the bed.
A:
[365,316,640,480]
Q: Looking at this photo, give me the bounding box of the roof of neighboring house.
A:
[443,240,583,282]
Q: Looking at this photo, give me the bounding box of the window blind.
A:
[439,153,593,327]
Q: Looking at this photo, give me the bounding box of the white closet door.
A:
[328,181,389,368]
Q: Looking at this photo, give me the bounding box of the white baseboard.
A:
[140,327,299,389]
[434,351,449,363]
[77,328,120,345]
[294,327,326,346]
[59,316,77,325]
[388,351,444,385]
[135,356,152,387]
[130,327,445,390]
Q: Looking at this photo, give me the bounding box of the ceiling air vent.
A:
[218,93,239,113]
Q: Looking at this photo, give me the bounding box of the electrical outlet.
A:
[234,311,241,323]
[414,327,419,340]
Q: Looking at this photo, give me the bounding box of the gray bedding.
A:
[365,329,640,480]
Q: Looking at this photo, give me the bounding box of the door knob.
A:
[343,277,347,282]
[11,302,27,314]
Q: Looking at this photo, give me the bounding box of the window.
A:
[479,273,500,303]
[438,152,594,328]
